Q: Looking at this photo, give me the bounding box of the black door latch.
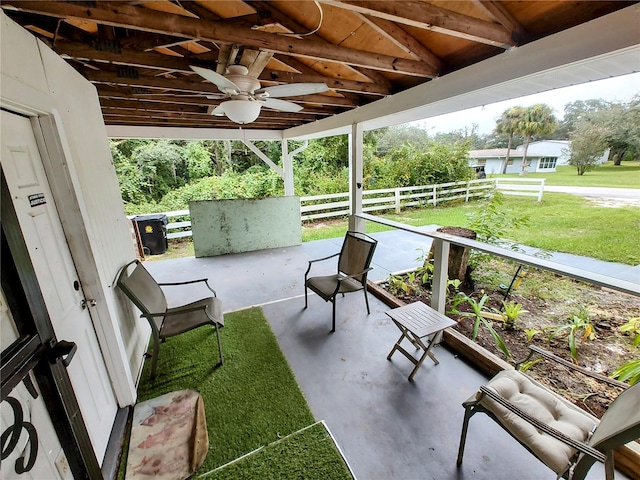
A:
[47,340,77,368]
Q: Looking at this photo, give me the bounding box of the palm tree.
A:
[517,104,557,175]
[495,106,525,174]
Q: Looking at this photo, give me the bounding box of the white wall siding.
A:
[1,12,147,407]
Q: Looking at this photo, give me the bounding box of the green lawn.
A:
[302,193,640,265]
[498,162,640,188]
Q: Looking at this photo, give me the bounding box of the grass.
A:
[201,422,353,480]
[128,307,336,476]
[302,193,640,265]
[498,162,640,187]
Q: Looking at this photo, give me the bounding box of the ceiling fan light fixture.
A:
[221,99,261,124]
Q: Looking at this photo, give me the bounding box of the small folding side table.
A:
[386,301,457,381]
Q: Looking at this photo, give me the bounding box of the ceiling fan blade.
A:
[190,65,240,94]
[263,98,303,113]
[257,83,328,98]
[209,105,225,116]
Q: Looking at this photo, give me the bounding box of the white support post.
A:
[349,122,365,233]
[395,187,401,213]
[243,140,284,177]
[430,238,450,314]
[281,139,294,196]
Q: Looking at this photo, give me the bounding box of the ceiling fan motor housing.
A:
[224,65,260,93]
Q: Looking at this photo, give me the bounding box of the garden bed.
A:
[376,258,639,418]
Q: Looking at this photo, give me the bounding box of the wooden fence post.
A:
[395,188,401,213]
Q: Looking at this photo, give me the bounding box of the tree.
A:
[568,121,607,175]
[495,106,525,174]
[602,96,640,165]
[554,99,611,140]
[517,104,557,175]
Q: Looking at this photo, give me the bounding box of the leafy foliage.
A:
[455,293,512,360]
[548,308,596,363]
[365,142,474,189]
[467,191,530,267]
[568,121,608,175]
[611,360,640,386]
[516,104,558,175]
[495,106,526,174]
[495,300,528,330]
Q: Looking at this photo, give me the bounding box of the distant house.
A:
[516,140,571,165]
[468,148,559,175]
[515,140,608,166]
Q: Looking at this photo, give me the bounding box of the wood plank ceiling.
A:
[1,1,632,130]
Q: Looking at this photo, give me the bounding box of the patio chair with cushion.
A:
[304,231,377,332]
[117,259,224,379]
[456,345,640,480]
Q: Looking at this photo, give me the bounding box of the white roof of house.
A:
[468,149,548,159]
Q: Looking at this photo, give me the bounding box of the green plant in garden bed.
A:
[611,317,640,386]
[454,292,512,361]
[547,308,596,363]
[494,300,528,330]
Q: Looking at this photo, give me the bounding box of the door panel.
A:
[1,289,72,480]
[1,110,116,462]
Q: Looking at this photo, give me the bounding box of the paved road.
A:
[544,186,640,206]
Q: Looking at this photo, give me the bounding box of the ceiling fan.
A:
[190,65,329,124]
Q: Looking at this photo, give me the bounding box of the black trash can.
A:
[133,214,168,255]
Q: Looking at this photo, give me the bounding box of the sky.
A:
[411,72,640,135]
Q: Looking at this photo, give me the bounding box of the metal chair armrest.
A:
[305,252,340,277]
[478,386,606,464]
[518,345,628,389]
[158,278,218,296]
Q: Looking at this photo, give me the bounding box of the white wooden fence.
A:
[146,177,544,239]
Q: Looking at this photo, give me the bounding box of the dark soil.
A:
[381,258,640,417]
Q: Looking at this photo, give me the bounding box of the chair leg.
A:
[304,283,308,309]
[331,298,336,333]
[214,320,224,365]
[457,404,476,466]
[150,332,160,379]
[604,453,615,480]
[364,286,371,314]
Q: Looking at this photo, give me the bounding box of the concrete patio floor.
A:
[144,231,635,479]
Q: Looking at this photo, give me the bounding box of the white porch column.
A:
[348,122,365,232]
[281,139,294,196]
[430,238,450,314]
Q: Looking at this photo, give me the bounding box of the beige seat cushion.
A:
[478,370,599,475]
[306,274,363,298]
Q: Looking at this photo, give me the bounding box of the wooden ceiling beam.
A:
[80,67,226,95]
[260,69,388,95]
[56,40,381,96]
[95,85,355,108]
[101,106,320,122]
[102,113,300,128]
[54,40,194,71]
[4,1,436,76]
[100,98,330,117]
[356,13,443,74]
[246,0,397,85]
[319,0,515,48]
[471,1,527,42]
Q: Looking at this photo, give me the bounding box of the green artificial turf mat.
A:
[201,422,354,480]
[133,307,316,475]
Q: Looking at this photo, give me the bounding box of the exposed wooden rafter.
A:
[1,0,629,130]
[318,0,516,48]
[4,1,436,76]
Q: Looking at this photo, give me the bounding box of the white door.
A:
[1,110,117,462]
[1,290,73,480]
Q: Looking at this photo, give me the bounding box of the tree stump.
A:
[428,226,477,288]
